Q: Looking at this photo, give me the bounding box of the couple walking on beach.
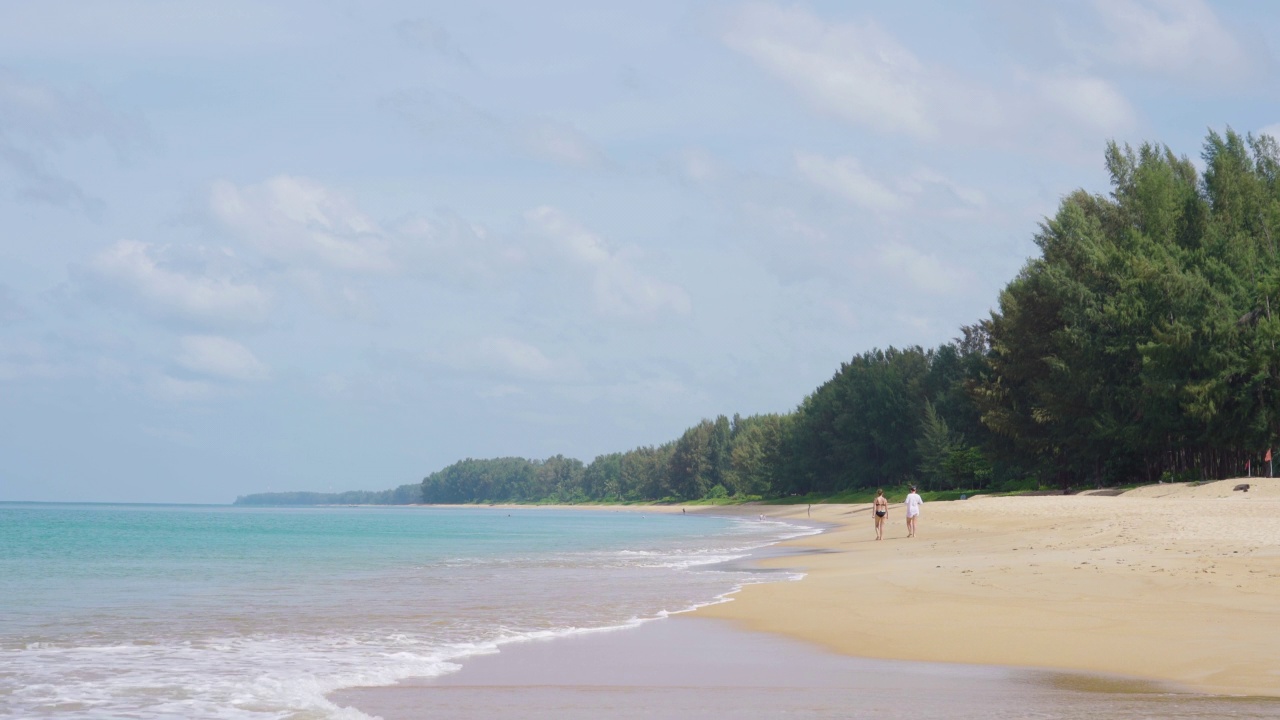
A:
[873,486,922,541]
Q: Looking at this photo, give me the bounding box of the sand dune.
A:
[694,480,1280,697]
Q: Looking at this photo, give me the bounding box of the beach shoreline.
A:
[329,480,1280,719]
[330,480,1280,718]
[694,477,1280,697]
[369,482,1280,696]
[335,614,1267,720]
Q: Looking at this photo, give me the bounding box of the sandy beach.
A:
[697,478,1280,697]
[333,481,1280,718]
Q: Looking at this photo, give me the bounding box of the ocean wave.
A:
[1,508,823,720]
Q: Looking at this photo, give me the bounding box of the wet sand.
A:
[331,616,1278,719]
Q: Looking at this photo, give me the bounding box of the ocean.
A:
[0,503,815,720]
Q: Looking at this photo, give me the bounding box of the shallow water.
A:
[0,503,812,719]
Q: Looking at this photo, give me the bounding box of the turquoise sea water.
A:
[0,503,813,719]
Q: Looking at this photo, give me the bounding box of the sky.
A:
[1,0,1277,503]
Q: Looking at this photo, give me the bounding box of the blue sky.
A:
[1,0,1277,503]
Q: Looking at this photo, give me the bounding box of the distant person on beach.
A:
[873,489,888,540]
[904,486,923,537]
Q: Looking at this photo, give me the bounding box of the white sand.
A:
[696,478,1280,696]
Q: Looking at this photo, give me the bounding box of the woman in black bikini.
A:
[873,488,888,540]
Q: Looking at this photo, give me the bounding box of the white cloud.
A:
[1035,73,1136,133]
[212,176,521,295]
[529,206,610,266]
[394,213,524,288]
[796,152,905,212]
[1088,0,1253,81]
[477,337,559,380]
[877,241,964,295]
[724,4,935,139]
[525,206,691,320]
[723,3,1147,150]
[211,176,395,274]
[148,375,217,403]
[425,336,580,384]
[678,148,718,184]
[899,169,987,209]
[795,153,986,216]
[175,335,268,382]
[85,240,270,328]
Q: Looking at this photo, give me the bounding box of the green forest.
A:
[235,130,1280,506]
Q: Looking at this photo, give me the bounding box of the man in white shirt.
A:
[904,486,923,538]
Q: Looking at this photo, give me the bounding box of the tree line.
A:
[234,483,421,506]
[240,129,1280,506]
